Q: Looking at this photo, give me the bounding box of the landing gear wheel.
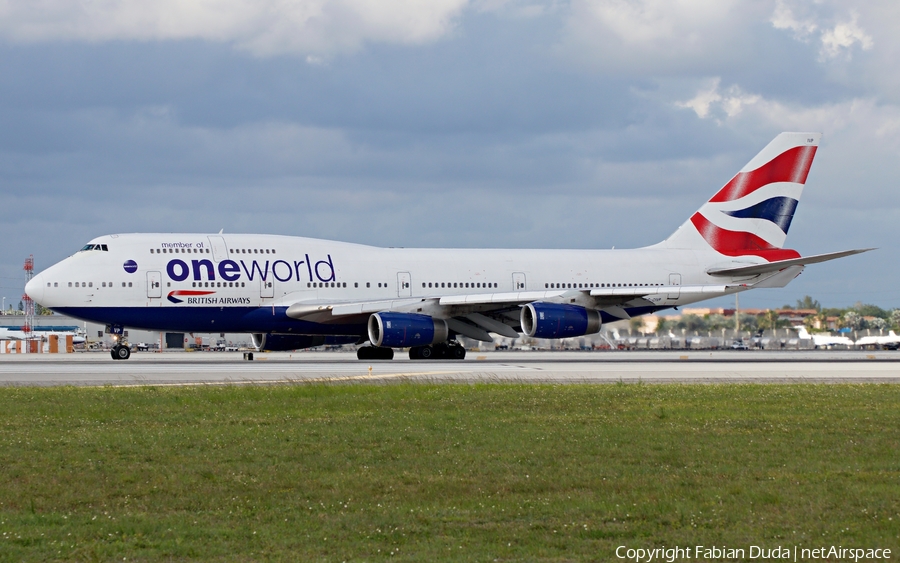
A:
[357,346,394,360]
[112,345,131,360]
[450,345,466,360]
[409,346,434,360]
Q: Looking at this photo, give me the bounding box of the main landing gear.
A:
[356,342,467,361]
[357,346,394,360]
[111,344,131,360]
[409,342,466,360]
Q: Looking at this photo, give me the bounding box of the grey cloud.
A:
[0,1,896,310]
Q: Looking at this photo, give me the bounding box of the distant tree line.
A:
[650,295,900,334]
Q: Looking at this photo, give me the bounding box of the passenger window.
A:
[54,283,58,287]
[128,282,132,287]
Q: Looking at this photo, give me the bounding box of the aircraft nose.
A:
[25,273,44,304]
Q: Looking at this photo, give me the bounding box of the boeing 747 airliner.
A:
[25,133,870,360]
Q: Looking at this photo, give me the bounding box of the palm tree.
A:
[758,310,781,331]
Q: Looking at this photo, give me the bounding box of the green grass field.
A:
[0,383,898,562]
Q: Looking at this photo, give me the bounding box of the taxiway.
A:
[0,350,899,386]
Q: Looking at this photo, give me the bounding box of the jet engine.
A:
[367,312,449,348]
[251,334,358,351]
[520,302,602,339]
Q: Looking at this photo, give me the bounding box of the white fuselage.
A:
[26,232,740,335]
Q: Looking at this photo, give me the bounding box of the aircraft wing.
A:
[707,248,874,277]
[282,282,749,340]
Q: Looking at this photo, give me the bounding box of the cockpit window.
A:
[79,244,109,252]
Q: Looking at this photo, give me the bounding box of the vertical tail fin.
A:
[661,132,821,262]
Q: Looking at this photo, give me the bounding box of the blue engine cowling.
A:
[368,312,449,348]
[520,303,602,339]
[252,334,359,351]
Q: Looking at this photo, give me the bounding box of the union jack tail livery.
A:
[663,132,820,262]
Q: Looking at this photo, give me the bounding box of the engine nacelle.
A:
[251,334,358,351]
[367,312,449,348]
[520,302,602,339]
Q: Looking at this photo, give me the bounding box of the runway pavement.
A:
[1,349,899,386]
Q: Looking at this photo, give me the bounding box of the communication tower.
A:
[22,255,35,342]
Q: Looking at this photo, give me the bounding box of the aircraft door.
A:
[147,271,162,298]
[667,273,682,300]
[512,272,526,291]
[207,235,229,262]
[397,272,411,298]
[260,278,274,299]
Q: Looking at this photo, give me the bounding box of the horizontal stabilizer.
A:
[706,248,874,277]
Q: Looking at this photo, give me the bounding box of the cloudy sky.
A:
[1,0,897,311]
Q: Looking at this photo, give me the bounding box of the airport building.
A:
[0,312,254,352]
